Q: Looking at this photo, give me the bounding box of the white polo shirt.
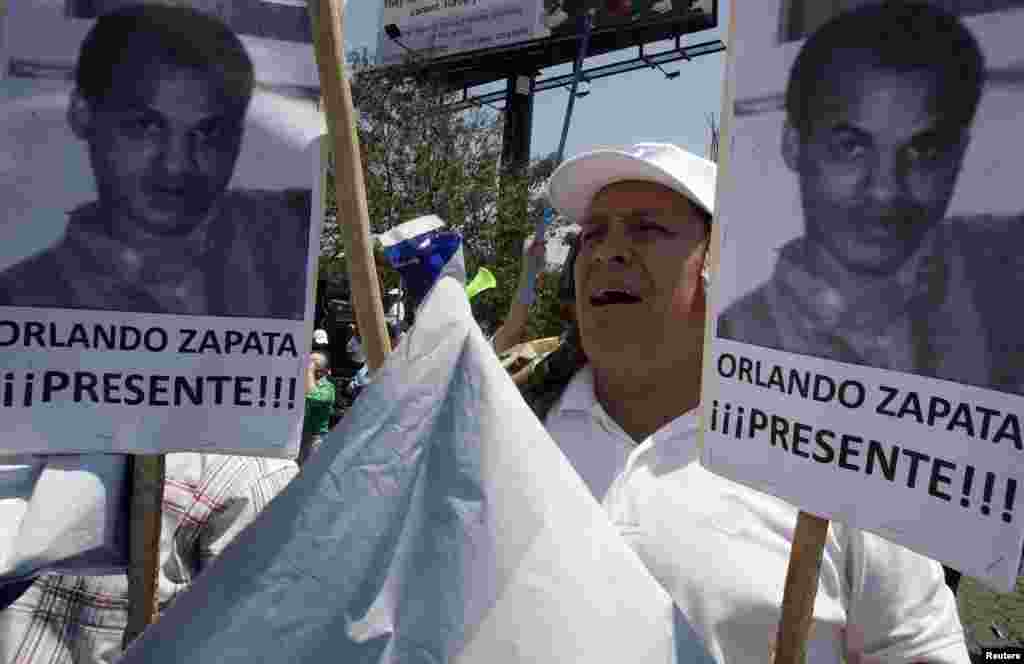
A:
[545,366,969,664]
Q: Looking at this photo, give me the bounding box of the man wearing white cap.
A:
[528,142,969,663]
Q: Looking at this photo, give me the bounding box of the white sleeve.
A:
[841,525,970,664]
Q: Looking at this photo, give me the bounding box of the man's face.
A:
[574,181,708,370]
[784,52,969,276]
[72,60,247,237]
[310,353,328,377]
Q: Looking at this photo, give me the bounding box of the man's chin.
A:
[131,206,211,237]
[838,248,921,277]
[580,324,657,362]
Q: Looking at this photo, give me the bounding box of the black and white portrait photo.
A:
[715,0,1024,396]
[0,3,323,319]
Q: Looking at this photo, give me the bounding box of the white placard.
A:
[0,3,328,457]
[704,0,1024,591]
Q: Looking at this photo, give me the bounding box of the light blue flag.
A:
[120,273,713,663]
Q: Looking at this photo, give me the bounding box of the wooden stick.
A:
[311,0,392,372]
[122,453,165,648]
[773,512,830,664]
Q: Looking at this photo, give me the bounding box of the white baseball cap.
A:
[313,329,329,345]
[546,142,717,224]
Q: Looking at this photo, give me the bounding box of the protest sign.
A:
[703,0,1024,591]
[119,276,710,664]
[0,4,327,457]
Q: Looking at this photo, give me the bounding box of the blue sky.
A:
[343,2,728,161]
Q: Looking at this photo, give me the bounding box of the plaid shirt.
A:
[0,453,298,664]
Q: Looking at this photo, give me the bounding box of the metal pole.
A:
[526,9,596,294]
[501,74,535,173]
[555,10,596,165]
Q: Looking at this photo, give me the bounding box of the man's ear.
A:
[781,119,802,173]
[67,90,94,140]
[689,240,710,318]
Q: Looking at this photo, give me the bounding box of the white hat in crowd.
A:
[313,329,329,345]
[546,142,717,224]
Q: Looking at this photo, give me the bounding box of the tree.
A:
[318,51,568,340]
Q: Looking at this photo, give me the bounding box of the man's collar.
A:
[551,364,701,445]
[551,364,598,416]
[64,201,220,284]
[68,200,219,252]
[772,229,943,332]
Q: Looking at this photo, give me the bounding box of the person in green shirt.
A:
[298,351,336,465]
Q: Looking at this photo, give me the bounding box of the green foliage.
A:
[525,265,567,341]
[958,576,1024,652]
[320,52,569,340]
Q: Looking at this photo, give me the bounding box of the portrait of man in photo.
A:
[0,4,312,320]
[717,1,1024,396]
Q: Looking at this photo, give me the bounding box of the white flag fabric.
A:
[0,454,127,584]
[121,277,710,663]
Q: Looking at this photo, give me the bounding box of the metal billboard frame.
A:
[378,0,719,91]
[445,36,725,113]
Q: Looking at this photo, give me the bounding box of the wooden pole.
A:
[311,0,392,372]
[758,0,831,653]
[122,454,165,648]
[773,512,830,664]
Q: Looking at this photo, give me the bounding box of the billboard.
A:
[543,0,714,40]
[376,0,546,67]
[376,0,717,87]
